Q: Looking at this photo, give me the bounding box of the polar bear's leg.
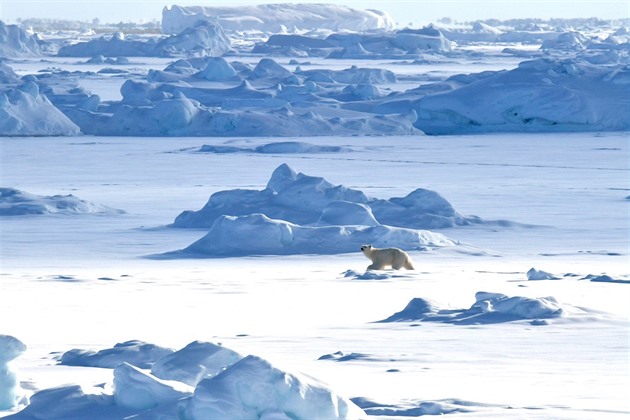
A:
[367,262,382,270]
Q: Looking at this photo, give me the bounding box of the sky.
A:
[0,0,628,26]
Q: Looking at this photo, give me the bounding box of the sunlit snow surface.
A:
[1,9,629,420]
[1,133,628,419]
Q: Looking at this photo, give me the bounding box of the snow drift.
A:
[59,340,173,369]
[378,292,594,324]
[0,188,122,216]
[196,141,351,154]
[162,3,394,34]
[176,213,454,257]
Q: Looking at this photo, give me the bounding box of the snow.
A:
[378,58,630,134]
[0,79,80,137]
[184,355,364,419]
[113,362,193,410]
[150,341,243,386]
[376,292,594,324]
[59,340,174,369]
[170,213,454,258]
[0,336,26,410]
[0,188,123,215]
[1,6,629,420]
[527,267,560,280]
[57,21,230,58]
[161,4,394,34]
[173,163,472,230]
[0,22,41,58]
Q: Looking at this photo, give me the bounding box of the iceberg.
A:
[162,4,394,34]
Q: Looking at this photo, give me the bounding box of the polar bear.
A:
[360,245,415,270]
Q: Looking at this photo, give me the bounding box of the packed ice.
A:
[1,2,628,419]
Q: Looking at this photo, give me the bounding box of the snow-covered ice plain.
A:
[1,3,629,419]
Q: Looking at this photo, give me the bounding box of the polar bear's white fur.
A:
[360,244,415,270]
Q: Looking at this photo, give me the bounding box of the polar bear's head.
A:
[360,244,372,254]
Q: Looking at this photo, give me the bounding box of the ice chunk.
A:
[0,335,26,410]
[184,355,365,419]
[151,341,243,386]
[113,363,192,410]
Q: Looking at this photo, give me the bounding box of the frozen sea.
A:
[1,132,629,419]
[1,10,630,419]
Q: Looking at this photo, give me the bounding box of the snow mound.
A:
[184,355,365,419]
[583,274,630,284]
[151,341,243,386]
[0,21,41,57]
[59,340,174,369]
[377,292,593,324]
[176,213,452,257]
[113,362,193,410]
[173,163,470,229]
[527,267,560,280]
[162,3,394,34]
[0,188,122,216]
[0,335,26,410]
[58,21,229,57]
[196,141,351,154]
[410,58,630,134]
[318,351,383,362]
[0,82,81,136]
[353,397,474,416]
